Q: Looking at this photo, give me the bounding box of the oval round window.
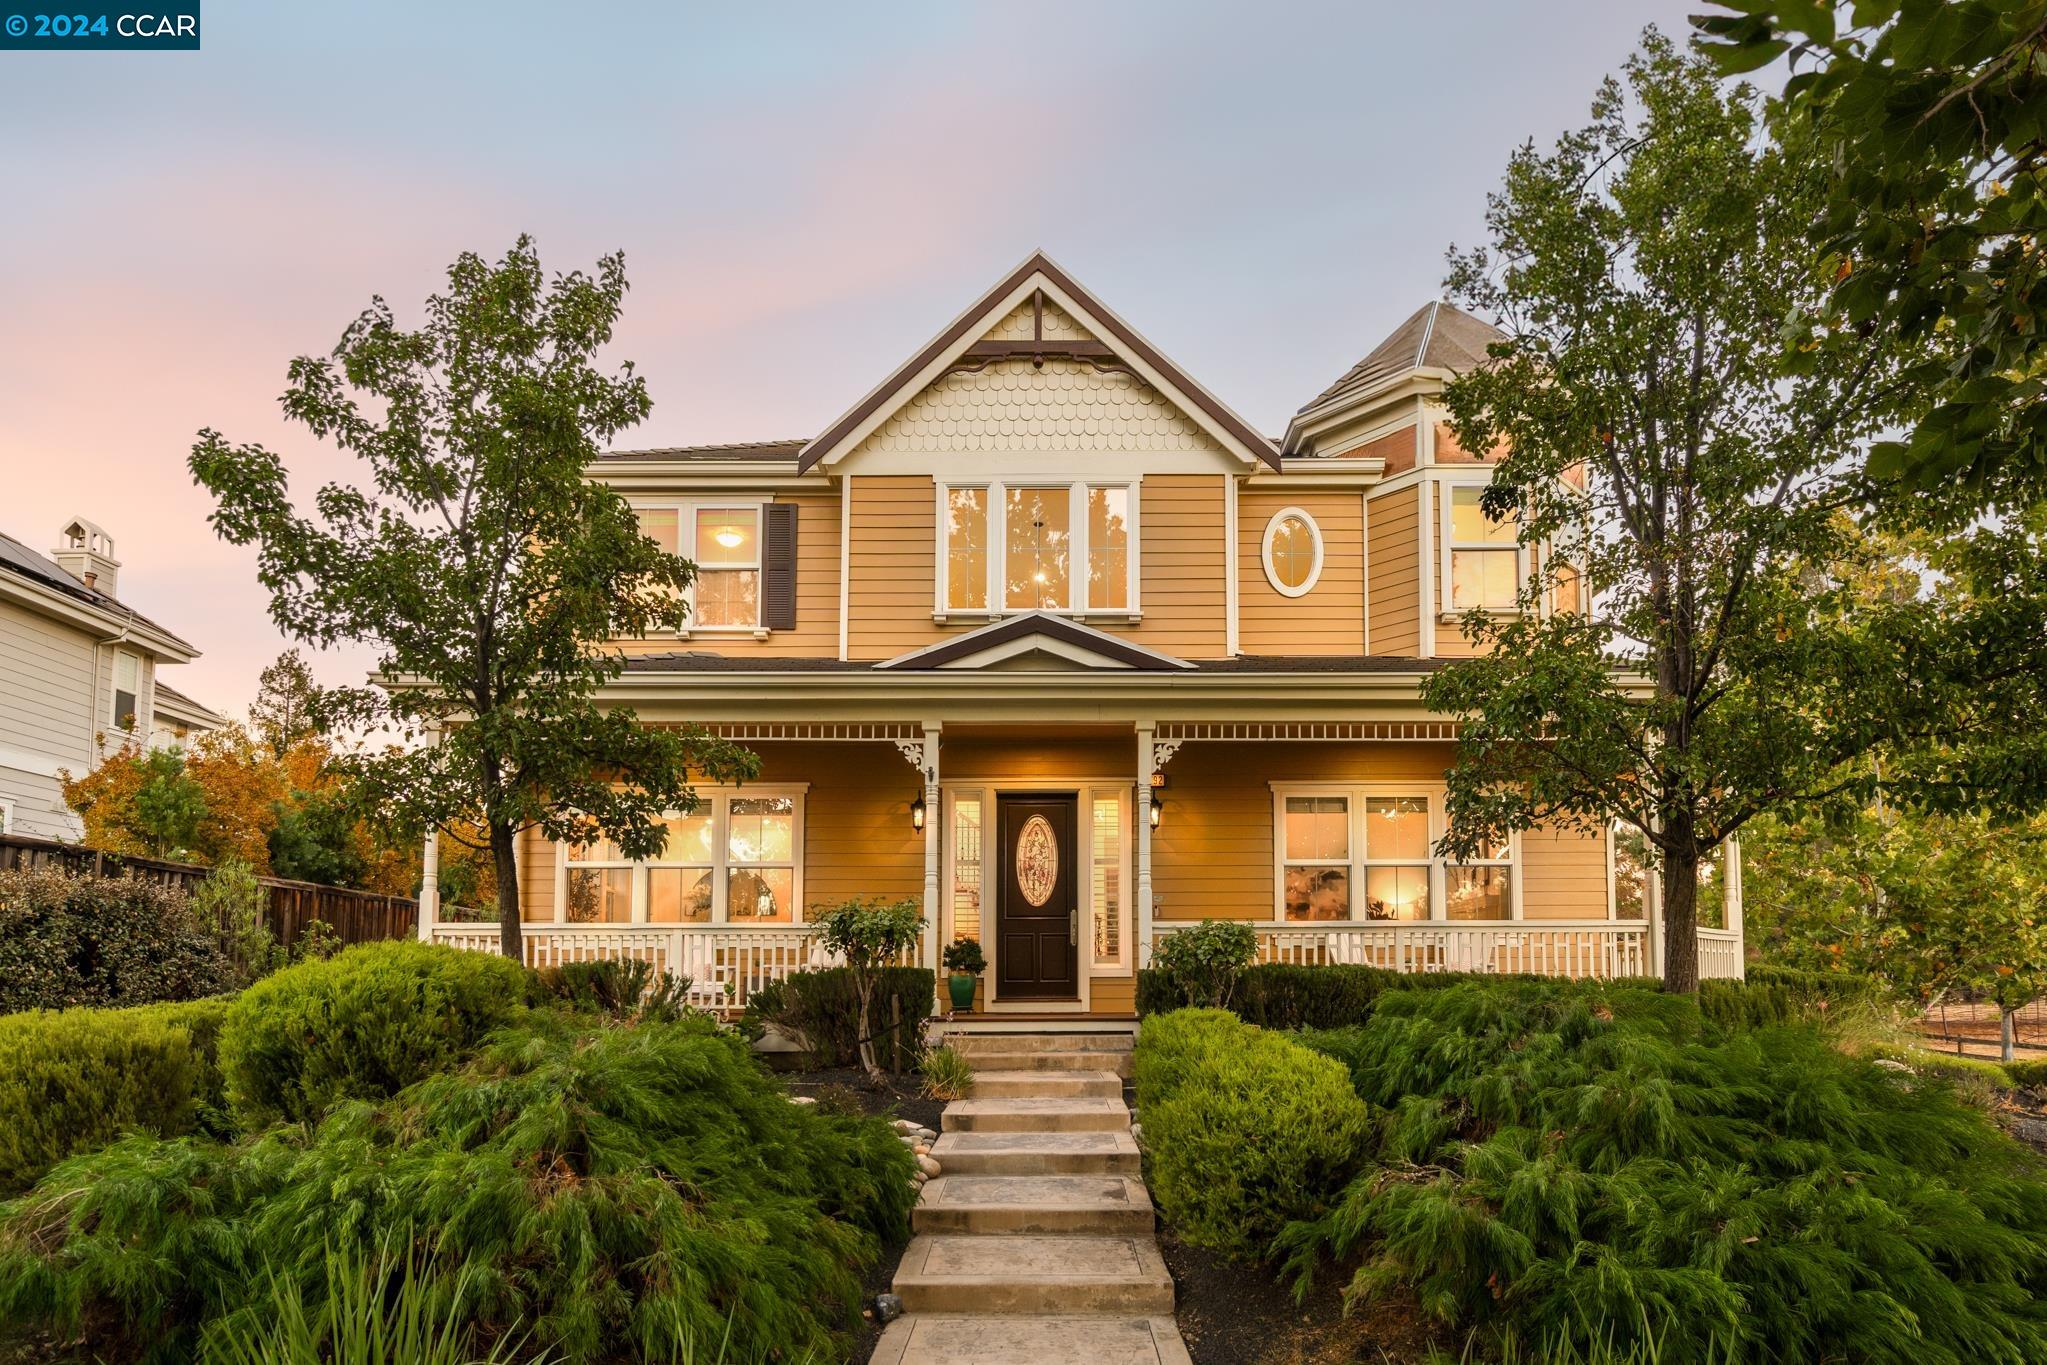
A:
[1262,508,1323,597]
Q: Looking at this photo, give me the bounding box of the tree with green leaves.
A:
[190,237,756,957]
[249,649,320,758]
[1423,32,1938,992]
[814,898,925,1083]
[1698,0,2047,501]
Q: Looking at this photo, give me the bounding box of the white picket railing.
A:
[1147,919,1688,980]
[1695,927,1746,982]
[426,922,922,1008]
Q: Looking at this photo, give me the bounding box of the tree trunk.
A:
[855,969,881,1082]
[2002,1007,2017,1064]
[1661,841,1701,995]
[491,822,523,960]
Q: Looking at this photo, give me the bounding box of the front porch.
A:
[417,714,1744,1012]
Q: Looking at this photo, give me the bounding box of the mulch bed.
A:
[778,1067,943,1365]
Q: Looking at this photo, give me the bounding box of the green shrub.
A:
[1134,1008,1375,1257]
[1149,920,1261,1008]
[191,858,284,985]
[741,966,935,1071]
[1279,979,2047,1364]
[1695,964,1884,1030]
[0,1013,915,1363]
[0,865,234,1013]
[0,996,231,1193]
[920,1044,975,1100]
[528,956,695,1023]
[219,940,526,1127]
[2006,1058,2047,1088]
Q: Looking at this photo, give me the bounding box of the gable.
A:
[800,251,1280,473]
[877,611,1194,672]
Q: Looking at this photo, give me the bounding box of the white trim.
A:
[1418,482,1437,654]
[556,785,809,926]
[1437,473,1530,617]
[1259,506,1324,598]
[108,649,142,733]
[964,782,1105,1013]
[837,476,852,661]
[1359,491,1372,654]
[877,610,1197,673]
[1223,473,1240,655]
[0,797,13,834]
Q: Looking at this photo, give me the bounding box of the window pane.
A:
[1284,796,1349,860]
[1004,486,1071,610]
[1446,866,1511,920]
[1268,515,1317,590]
[1091,795,1121,963]
[1364,865,1430,920]
[1451,548,1518,610]
[728,867,794,922]
[1087,487,1129,611]
[946,489,989,612]
[114,688,138,730]
[647,868,712,922]
[694,568,759,627]
[953,797,982,941]
[1284,865,1350,921]
[1364,797,1429,860]
[1612,824,1648,920]
[1451,486,1517,544]
[728,797,794,862]
[655,811,714,864]
[566,867,632,923]
[695,508,758,566]
[567,833,625,863]
[114,653,139,691]
[638,507,680,555]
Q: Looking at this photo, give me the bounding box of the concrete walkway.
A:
[872,1032,1190,1365]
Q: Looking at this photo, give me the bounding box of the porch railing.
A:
[425,922,922,1008]
[1148,919,1741,981]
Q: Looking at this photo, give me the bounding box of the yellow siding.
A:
[846,475,945,660]
[1365,484,1421,655]
[519,825,556,923]
[1518,824,1611,920]
[1236,490,1365,655]
[615,493,842,658]
[1133,474,1229,658]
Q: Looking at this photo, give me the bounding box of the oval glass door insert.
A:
[1016,814,1058,906]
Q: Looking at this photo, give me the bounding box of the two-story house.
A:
[420,253,1745,1015]
[0,518,225,839]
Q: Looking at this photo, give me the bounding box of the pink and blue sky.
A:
[0,0,1694,717]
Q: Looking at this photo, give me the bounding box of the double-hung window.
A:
[938,480,1138,618]
[636,502,766,631]
[110,650,141,732]
[560,788,805,924]
[1275,787,1517,923]
[1443,483,1525,613]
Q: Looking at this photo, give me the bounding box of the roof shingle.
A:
[1298,301,1505,416]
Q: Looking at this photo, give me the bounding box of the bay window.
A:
[1444,483,1524,612]
[1273,787,1518,922]
[937,480,1139,618]
[559,788,805,924]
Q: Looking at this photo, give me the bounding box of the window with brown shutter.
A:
[762,502,797,631]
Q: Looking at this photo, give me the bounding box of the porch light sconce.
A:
[1149,795,1163,829]
[910,793,926,831]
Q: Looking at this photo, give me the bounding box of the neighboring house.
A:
[0,517,213,838]
[419,253,1744,1012]
[148,681,230,752]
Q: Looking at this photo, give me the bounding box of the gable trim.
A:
[798,251,1282,473]
[875,611,1196,673]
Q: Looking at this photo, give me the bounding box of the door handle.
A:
[1069,906,1078,946]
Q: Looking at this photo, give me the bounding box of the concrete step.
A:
[912,1174,1155,1235]
[943,1096,1130,1133]
[968,1069,1123,1099]
[891,1233,1174,1314]
[873,1313,1191,1365]
[930,1129,1142,1176]
[966,1049,1135,1077]
[948,1031,1134,1055]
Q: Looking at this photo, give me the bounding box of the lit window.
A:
[564,829,634,924]
[952,796,983,941]
[1087,487,1130,611]
[1448,485,1520,611]
[1004,486,1071,610]
[647,810,714,923]
[563,792,804,924]
[693,508,760,627]
[1262,509,1323,597]
[945,489,989,612]
[727,796,796,922]
[1091,793,1123,963]
[1282,795,1350,921]
[111,651,140,731]
[1363,796,1432,920]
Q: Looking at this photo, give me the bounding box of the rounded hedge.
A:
[218,939,526,1127]
[0,865,234,1012]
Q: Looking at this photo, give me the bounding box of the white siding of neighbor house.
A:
[0,595,155,839]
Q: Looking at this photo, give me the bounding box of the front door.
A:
[995,793,1079,1000]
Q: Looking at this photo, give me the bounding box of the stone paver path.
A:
[872,1031,1189,1365]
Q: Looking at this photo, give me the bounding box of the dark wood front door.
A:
[995,793,1079,1000]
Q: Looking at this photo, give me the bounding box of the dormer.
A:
[51,516,120,596]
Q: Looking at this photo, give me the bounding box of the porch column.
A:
[417,828,440,940]
[1136,722,1155,968]
[920,722,942,974]
[1726,834,1746,981]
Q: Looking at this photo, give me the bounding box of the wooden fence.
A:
[0,832,417,950]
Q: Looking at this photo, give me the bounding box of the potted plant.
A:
[941,937,985,1012]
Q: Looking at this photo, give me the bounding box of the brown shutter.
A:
[763,502,798,631]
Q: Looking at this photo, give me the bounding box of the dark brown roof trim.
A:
[798,252,1282,472]
[875,613,1193,672]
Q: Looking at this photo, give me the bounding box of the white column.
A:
[921,722,942,974]
[1726,834,1746,982]
[1645,854,1665,978]
[1136,722,1155,967]
[418,828,440,940]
